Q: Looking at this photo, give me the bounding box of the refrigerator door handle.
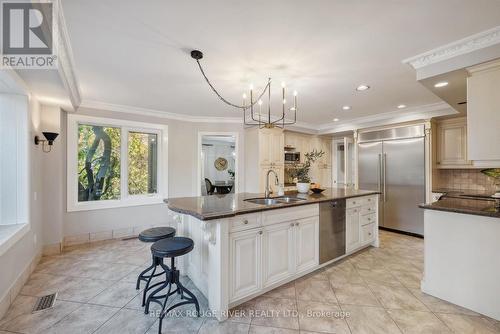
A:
[377,154,382,194]
[382,153,387,202]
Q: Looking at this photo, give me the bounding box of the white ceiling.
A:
[54,1,500,125]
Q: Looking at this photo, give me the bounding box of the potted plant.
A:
[290,149,324,193]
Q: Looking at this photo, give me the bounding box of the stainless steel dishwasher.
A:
[319,199,346,264]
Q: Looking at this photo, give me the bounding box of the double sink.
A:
[245,196,306,206]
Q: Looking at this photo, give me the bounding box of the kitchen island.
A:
[419,198,500,321]
[166,188,379,320]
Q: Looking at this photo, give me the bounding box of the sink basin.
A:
[245,196,306,205]
[245,198,280,205]
[276,196,306,203]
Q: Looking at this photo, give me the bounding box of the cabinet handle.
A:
[368,232,372,236]
[352,201,356,205]
[368,208,372,211]
[258,231,263,235]
[290,223,294,227]
[243,220,249,225]
[295,223,299,226]
[368,217,371,221]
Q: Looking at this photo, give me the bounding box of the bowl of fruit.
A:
[310,183,326,194]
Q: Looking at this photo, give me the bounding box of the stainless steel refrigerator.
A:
[358,125,425,235]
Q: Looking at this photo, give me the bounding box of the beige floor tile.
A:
[1,299,81,334]
[294,269,329,282]
[249,325,299,333]
[332,282,380,307]
[226,299,257,324]
[324,261,364,285]
[368,284,428,311]
[295,279,337,304]
[409,289,479,316]
[387,309,452,333]
[0,295,38,328]
[45,304,119,334]
[57,277,114,302]
[391,271,422,289]
[20,273,69,297]
[437,313,499,334]
[356,268,403,287]
[88,281,141,307]
[93,308,157,334]
[198,318,250,334]
[342,305,401,334]
[250,296,299,330]
[297,300,350,334]
[263,282,296,300]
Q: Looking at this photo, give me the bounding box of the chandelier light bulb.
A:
[281,81,286,88]
[293,90,298,96]
[258,99,263,105]
[249,83,254,90]
[242,93,247,99]
[283,99,286,104]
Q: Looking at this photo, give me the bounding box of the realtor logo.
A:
[1,1,57,69]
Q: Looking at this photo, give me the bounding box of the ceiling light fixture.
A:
[434,81,449,88]
[342,105,351,111]
[190,50,297,129]
[333,118,340,122]
[397,104,407,109]
[356,84,370,91]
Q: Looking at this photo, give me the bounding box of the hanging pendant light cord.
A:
[195,59,270,109]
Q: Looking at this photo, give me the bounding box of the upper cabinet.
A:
[467,60,500,165]
[259,128,284,166]
[436,117,471,168]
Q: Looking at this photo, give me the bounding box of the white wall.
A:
[40,107,246,240]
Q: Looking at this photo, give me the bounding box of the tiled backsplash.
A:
[436,169,499,193]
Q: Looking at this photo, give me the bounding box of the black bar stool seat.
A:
[139,227,176,243]
[145,237,199,334]
[136,227,176,307]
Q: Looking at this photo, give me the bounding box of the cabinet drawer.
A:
[262,204,319,226]
[229,214,261,232]
[364,195,377,205]
[361,223,376,244]
[360,204,376,216]
[346,197,363,208]
[360,213,376,226]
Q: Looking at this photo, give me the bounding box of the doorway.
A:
[197,132,239,196]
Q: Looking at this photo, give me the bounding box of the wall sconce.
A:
[34,132,59,153]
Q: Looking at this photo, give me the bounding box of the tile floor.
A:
[1,230,499,334]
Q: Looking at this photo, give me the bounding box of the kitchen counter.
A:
[419,197,500,218]
[165,188,379,221]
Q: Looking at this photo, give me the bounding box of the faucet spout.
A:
[265,169,279,198]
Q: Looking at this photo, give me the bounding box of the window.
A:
[0,94,30,256]
[67,115,167,211]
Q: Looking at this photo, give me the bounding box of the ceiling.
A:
[36,1,500,125]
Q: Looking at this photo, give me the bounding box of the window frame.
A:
[67,114,168,212]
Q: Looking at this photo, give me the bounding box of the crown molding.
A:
[56,1,81,108]
[317,102,457,134]
[402,26,500,70]
[79,100,243,123]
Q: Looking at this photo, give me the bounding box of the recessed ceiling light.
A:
[397,104,407,109]
[333,118,340,122]
[434,81,449,88]
[356,84,370,91]
[342,105,351,111]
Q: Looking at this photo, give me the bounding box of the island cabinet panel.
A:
[229,228,262,301]
[295,216,319,273]
[262,222,294,287]
[346,207,361,253]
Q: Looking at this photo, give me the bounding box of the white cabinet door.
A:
[436,118,471,167]
[295,217,319,273]
[262,222,294,287]
[346,208,361,253]
[229,229,262,301]
[271,131,285,165]
[259,130,272,166]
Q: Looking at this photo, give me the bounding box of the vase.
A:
[296,182,310,193]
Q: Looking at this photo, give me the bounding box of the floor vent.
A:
[32,293,57,312]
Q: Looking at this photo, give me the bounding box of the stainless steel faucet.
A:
[265,169,279,198]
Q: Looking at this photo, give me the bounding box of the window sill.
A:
[0,224,30,257]
[67,196,166,212]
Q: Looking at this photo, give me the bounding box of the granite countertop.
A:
[165,188,379,221]
[419,197,500,218]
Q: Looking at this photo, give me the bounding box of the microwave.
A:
[284,152,300,163]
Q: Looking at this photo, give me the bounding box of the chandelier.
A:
[190,50,297,129]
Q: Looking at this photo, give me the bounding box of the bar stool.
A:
[145,237,200,334]
[136,227,176,306]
